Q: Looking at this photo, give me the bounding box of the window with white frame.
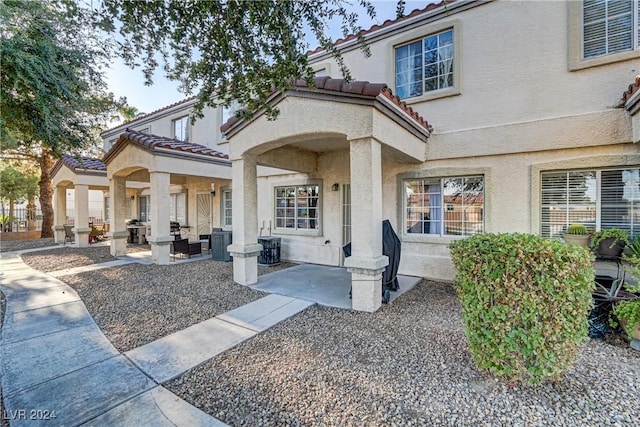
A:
[104,196,110,222]
[275,185,320,231]
[395,29,454,99]
[405,176,484,236]
[172,116,190,142]
[541,168,640,237]
[169,193,187,225]
[222,189,232,227]
[139,195,151,222]
[582,0,640,59]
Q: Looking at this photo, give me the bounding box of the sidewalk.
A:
[1,251,313,426]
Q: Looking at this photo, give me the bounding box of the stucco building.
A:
[56,0,639,311]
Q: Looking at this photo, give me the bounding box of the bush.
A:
[449,233,594,384]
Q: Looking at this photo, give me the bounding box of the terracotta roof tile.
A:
[221,76,431,134]
[308,0,457,55]
[61,155,106,171]
[623,75,640,103]
[106,129,229,162]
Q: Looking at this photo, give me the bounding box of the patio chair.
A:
[89,225,104,243]
[63,225,74,245]
[171,238,202,261]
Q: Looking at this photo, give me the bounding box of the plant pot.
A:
[595,237,625,258]
[563,234,590,248]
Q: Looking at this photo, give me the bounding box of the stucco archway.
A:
[223,77,431,312]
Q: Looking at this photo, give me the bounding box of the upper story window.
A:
[405,176,484,237]
[395,29,454,99]
[220,100,241,141]
[583,0,639,59]
[173,116,190,142]
[540,168,639,238]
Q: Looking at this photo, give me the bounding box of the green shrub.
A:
[566,223,588,235]
[449,233,594,384]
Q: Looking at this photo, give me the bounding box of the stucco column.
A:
[73,184,91,247]
[109,176,128,257]
[344,137,388,312]
[148,171,172,265]
[53,186,67,243]
[227,155,262,285]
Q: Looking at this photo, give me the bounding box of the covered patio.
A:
[50,155,110,247]
[103,129,232,264]
[222,77,431,312]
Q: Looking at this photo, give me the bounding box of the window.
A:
[220,101,241,140]
[395,29,454,99]
[275,185,320,231]
[139,195,151,222]
[541,168,640,237]
[583,0,639,59]
[222,190,232,227]
[169,193,187,225]
[405,176,484,236]
[173,116,189,141]
[104,197,110,222]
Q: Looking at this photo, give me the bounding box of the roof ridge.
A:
[307,0,457,56]
[102,96,198,134]
[112,128,229,160]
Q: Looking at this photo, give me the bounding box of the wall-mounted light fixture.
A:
[210,182,216,196]
[331,183,339,192]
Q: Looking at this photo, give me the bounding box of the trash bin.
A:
[258,236,281,265]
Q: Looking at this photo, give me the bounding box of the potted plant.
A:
[591,228,630,258]
[563,223,590,248]
[611,284,640,351]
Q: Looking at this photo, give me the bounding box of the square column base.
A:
[73,228,91,248]
[109,232,128,257]
[350,271,384,312]
[149,236,173,265]
[53,226,65,244]
[228,244,263,286]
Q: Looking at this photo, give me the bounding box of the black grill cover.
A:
[342,219,402,293]
[382,220,401,291]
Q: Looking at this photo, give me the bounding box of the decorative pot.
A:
[563,234,590,248]
[596,238,625,258]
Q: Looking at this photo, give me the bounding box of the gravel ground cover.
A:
[167,281,640,426]
[20,244,151,272]
[0,238,55,253]
[57,260,290,352]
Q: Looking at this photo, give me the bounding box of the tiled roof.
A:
[220,76,431,134]
[61,155,106,171]
[104,129,229,164]
[308,0,458,55]
[623,75,640,103]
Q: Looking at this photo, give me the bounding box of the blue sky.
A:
[104,1,425,115]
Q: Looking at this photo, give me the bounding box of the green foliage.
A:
[96,0,387,121]
[625,236,640,259]
[1,0,116,155]
[590,228,630,250]
[449,233,594,384]
[612,294,640,338]
[0,166,38,204]
[566,223,588,235]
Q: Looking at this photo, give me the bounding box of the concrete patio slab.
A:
[217,294,314,332]
[251,264,422,309]
[2,300,94,344]
[83,386,227,427]
[4,284,81,314]
[125,317,257,383]
[4,355,155,427]
[3,324,119,395]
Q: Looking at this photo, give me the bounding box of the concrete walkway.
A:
[0,250,313,426]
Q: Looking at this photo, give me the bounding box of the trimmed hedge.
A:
[449,233,594,384]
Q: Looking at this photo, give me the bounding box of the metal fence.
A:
[0,207,104,232]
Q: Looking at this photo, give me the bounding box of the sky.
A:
[104,1,425,115]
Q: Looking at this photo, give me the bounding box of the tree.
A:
[0,166,38,232]
[1,0,117,237]
[96,1,403,120]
